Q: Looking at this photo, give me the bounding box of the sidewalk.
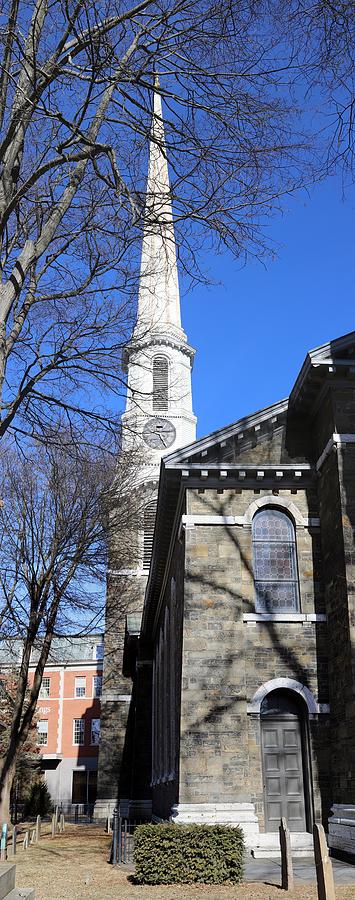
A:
[245,855,355,886]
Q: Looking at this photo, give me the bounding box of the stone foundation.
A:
[93,798,117,821]
[94,797,152,821]
[328,804,355,858]
[170,803,259,846]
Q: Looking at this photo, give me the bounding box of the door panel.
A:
[262,717,306,832]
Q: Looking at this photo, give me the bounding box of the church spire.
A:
[134,76,183,337]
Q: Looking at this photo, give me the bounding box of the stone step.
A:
[5,890,35,899]
[252,848,314,859]
[0,865,16,900]
[251,832,314,859]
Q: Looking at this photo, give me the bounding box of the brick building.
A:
[1,635,104,807]
[96,83,355,856]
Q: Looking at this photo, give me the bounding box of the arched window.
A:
[143,500,157,570]
[252,508,300,613]
[153,356,169,411]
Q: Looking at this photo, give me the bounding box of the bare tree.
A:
[1,0,322,447]
[270,1,355,173]
[0,671,41,817]
[0,436,145,822]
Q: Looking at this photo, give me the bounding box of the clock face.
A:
[143,417,176,449]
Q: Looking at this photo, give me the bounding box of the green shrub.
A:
[134,822,245,884]
[23,779,53,818]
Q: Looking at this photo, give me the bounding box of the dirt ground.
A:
[10,825,355,900]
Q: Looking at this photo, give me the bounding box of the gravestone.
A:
[279,817,294,891]
[313,823,335,900]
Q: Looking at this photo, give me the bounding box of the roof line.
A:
[163,397,288,465]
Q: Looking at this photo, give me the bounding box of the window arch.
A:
[143,500,157,570]
[153,356,169,411]
[252,508,300,613]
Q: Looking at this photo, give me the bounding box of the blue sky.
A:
[181,176,354,439]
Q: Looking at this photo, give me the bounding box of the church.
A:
[95,85,355,858]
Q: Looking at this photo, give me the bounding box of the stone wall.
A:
[96,531,147,808]
[315,384,355,808]
[151,525,185,821]
[177,483,330,831]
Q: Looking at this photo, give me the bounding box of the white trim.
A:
[101,693,131,702]
[243,495,305,526]
[247,677,320,715]
[182,514,242,527]
[243,613,326,624]
[181,511,320,529]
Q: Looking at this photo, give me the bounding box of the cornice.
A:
[124,332,196,364]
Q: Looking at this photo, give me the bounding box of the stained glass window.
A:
[252,508,300,613]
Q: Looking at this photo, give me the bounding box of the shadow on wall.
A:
[174,483,331,828]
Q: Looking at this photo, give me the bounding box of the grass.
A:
[8,825,355,900]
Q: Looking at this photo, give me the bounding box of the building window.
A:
[73,718,85,745]
[37,720,48,746]
[91,719,100,745]
[153,356,169,411]
[94,644,104,661]
[143,500,157,570]
[252,508,300,613]
[75,676,86,698]
[39,677,51,699]
[93,676,102,698]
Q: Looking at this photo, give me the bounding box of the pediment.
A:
[163,330,355,473]
[163,398,289,469]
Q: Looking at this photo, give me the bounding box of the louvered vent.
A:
[153,356,169,411]
[143,501,157,570]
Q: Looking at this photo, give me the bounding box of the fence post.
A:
[111,808,118,865]
[60,813,65,833]
[279,817,294,891]
[118,816,122,865]
[313,823,336,900]
[74,805,78,824]
[36,815,41,841]
[123,817,127,865]
[12,825,17,856]
[51,813,56,838]
[0,823,7,861]
[23,830,29,850]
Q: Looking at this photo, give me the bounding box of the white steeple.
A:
[134,76,183,339]
[122,78,196,469]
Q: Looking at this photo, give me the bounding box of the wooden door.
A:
[262,716,307,832]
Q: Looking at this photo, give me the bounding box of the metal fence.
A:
[11,801,96,825]
[111,813,144,865]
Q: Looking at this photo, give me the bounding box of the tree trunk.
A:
[0,760,15,825]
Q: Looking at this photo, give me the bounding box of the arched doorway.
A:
[261,689,311,832]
